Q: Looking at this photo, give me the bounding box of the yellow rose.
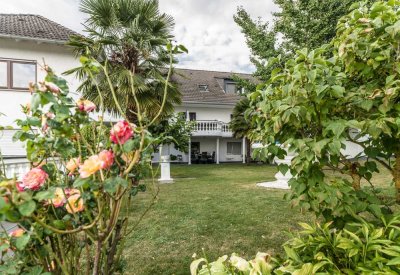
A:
[66,194,84,214]
[79,155,102,178]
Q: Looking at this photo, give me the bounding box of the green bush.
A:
[191,214,400,274]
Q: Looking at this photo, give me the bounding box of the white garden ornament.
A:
[158,155,174,184]
[257,148,295,190]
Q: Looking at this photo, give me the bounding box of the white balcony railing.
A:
[2,158,31,180]
[192,120,233,137]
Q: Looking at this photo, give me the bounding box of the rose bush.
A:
[0,42,186,274]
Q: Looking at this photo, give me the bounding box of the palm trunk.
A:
[246,138,251,164]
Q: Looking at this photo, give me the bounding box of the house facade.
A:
[0,14,251,168]
[0,14,83,159]
[153,69,251,164]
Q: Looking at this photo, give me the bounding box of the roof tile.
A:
[172,68,254,105]
[0,14,79,42]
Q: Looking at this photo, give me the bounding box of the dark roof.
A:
[172,68,255,105]
[0,14,80,43]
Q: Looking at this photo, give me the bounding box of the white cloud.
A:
[1,0,278,73]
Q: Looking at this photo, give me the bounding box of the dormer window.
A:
[198,84,208,92]
[224,79,237,94]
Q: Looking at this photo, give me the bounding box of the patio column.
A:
[216,138,220,164]
[242,137,246,164]
[188,137,191,165]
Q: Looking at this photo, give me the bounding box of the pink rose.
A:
[16,181,25,192]
[46,112,55,119]
[77,99,96,112]
[98,150,114,169]
[110,121,133,145]
[50,187,66,208]
[21,168,48,191]
[45,82,61,94]
[79,155,102,178]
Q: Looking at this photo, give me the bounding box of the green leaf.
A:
[18,200,36,216]
[52,220,66,230]
[0,197,10,214]
[34,189,55,201]
[15,234,30,250]
[387,257,400,265]
[368,204,382,217]
[104,177,129,194]
[73,177,92,188]
[331,85,345,97]
[278,164,289,175]
[30,93,41,113]
[122,139,137,153]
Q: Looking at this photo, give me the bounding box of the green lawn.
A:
[123,164,312,275]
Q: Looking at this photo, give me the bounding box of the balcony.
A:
[192,120,233,137]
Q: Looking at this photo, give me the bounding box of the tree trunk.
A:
[351,172,361,191]
[92,239,103,275]
[246,138,252,164]
[393,152,400,203]
[105,220,124,275]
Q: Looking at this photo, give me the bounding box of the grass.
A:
[123,164,312,275]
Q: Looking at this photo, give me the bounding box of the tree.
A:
[149,114,195,154]
[234,0,374,81]
[67,0,185,122]
[248,0,400,225]
[229,98,252,163]
[232,1,360,149]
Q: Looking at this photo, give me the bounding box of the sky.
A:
[1,0,278,73]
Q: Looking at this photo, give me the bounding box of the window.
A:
[0,62,7,88]
[198,84,208,92]
[0,58,36,90]
[224,80,237,94]
[189,112,196,121]
[227,142,241,155]
[12,62,36,89]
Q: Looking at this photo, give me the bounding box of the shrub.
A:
[191,214,400,274]
[0,41,185,274]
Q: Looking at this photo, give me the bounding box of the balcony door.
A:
[191,142,200,154]
[189,112,196,121]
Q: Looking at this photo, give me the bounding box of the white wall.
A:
[152,136,244,163]
[0,39,80,127]
[175,105,233,122]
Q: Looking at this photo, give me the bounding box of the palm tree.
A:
[66,0,181,122]
[230,97,253,163]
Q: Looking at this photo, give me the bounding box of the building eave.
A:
[0,34,67,45]
[180,101,237,108]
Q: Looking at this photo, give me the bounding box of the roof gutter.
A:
[0,34,67,45]
[181,101,237,107]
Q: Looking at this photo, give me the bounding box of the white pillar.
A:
[158,155,173,184]
[242,137,246,164]
[216,138,220,164]
[159,144,163,162]
[188,137,191,165]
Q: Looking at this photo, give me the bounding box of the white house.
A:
[154,68,252,164]
[0,14,81,158]
[0,14,252,169]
